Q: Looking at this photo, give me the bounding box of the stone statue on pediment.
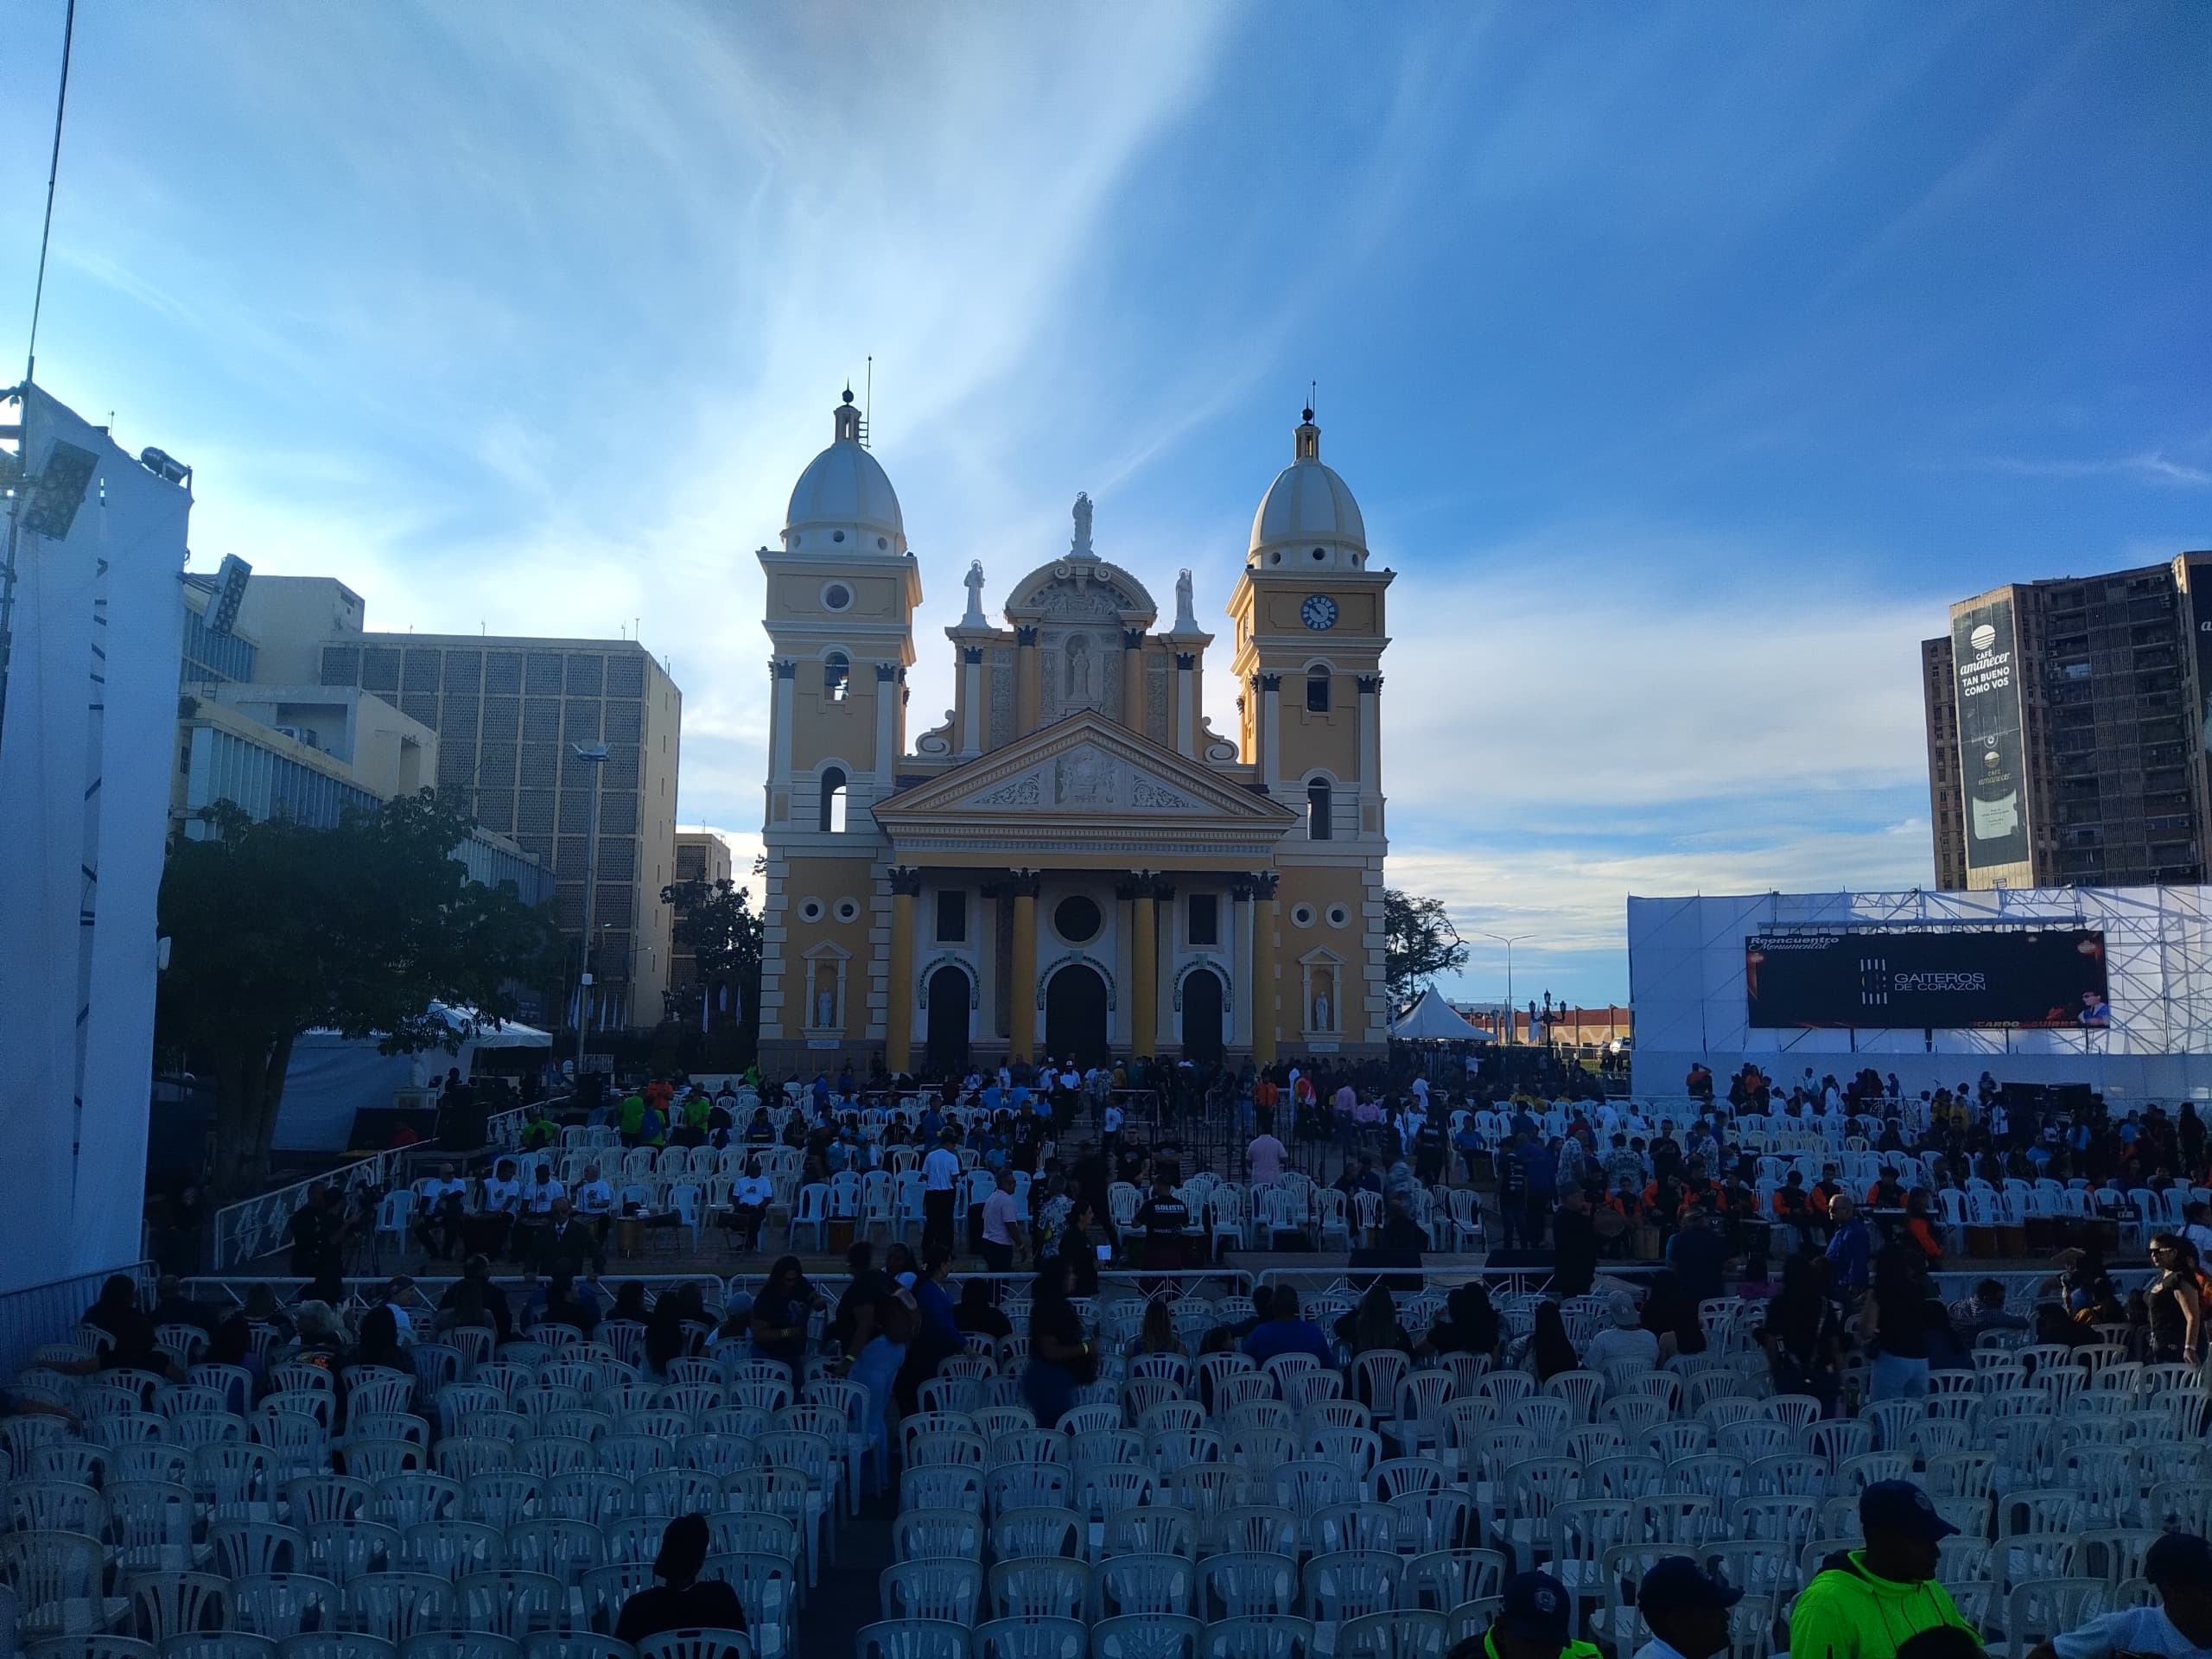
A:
[1071,493,1093,559]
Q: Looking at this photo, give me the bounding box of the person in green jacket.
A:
[1790,1481,1980,1659]
[1446,1571,1603,1659]
[618,1090,646,1143]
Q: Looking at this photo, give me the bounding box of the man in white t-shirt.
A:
[475,1157,522,1260]
[2038,1530,2212,1659]
[1580,1292,1660,1378]
[1103,1102,1124,1159]
[980,1168,1025,1274]
[922,1131,962,1256]
[725,1159,773,1251]
[524,1164,567,1216]
[1411,1076,1430,1111]
[572,1162,614,1257]
[412,1162,468,1262]
[1247,1129,1287,1187]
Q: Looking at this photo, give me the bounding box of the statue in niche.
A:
[1312,967,1335,1033]
[1071,493,1093,558]
[1065,632,1093,702]
[813,966,837,1030]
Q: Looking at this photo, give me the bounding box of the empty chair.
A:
[126,1572,231,1644]
[399,1638,523,1659]
[1303,1551,1403,1623]
[972,1618,1084,1659]
[343,1575,454,1644]
[1093,1616,1202,1659]
[854,1624,970,1659]
[894,1512,986,1566]
[456,1572,565,1640]
[1098,1554,1197,1619]
[1336,1610,1450,1659]
[282,1637,399,1659]
[986,1558,1090,1621]
[229,1575,341,1641]
[1196,1617,1314,1659]
[881,1561,986,1626]
[1198,1554,1299,1620]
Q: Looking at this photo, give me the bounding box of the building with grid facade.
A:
[312,626,683,1028]
[174,576,553,907]
[1923,551,2212,890]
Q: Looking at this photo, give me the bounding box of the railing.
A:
[211,1150,408,1270]
[0,1262,156,1376]
[486,1105,529,1151]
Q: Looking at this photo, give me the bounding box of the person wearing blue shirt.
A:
[1516,1137,1559,1247]
[1826,1195,1872,1295]
[1243,1293,1334,1366]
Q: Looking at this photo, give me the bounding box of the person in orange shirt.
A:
[1904,1190,1945,1265]
[1810,1166,1841,1217]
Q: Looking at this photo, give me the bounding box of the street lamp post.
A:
[1482,932,1534,1044]
[570,742,609,1082]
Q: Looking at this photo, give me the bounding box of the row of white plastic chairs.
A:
[17,1629,757,1659]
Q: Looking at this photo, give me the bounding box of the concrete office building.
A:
[296,590,683,1028]
[1923,551,2212,890]
[175,575,550,904]
[670,829,736,1016]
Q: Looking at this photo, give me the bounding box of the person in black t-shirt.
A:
[613,1513,747,1644]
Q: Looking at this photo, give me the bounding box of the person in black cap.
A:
[2026,1530,2212,1659]
[1790,1480,1980,1659]
[613,1513,747,1643]
[1446,1570,1602,1659]
[1633,1556,1743,1659]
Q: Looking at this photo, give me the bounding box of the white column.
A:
[1233,883,1254,1047]
[770,661,795,785]
[1357,673,1382,823]
[960,647,982,756]
[1175,653,1196,757]
[873,663,899,793]
[1260,673,1282,793]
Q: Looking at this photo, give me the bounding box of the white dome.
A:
[1248,410,1365,570]
[783,391,906,555]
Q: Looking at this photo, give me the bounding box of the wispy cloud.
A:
[1977,448,2212,488]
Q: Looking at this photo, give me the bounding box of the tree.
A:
[157,792,563,1199]
[661,874,765,1061]
[1384,887,1469,1007]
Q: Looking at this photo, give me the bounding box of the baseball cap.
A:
[1498,1571,1573,1648]
[1607,1292,1641,1328]
[2145,1532,2212,1586]
[1637,1556,1745,1618]
[1860,1480,1959,1541]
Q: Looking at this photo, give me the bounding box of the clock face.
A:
[1300,594,1338,631]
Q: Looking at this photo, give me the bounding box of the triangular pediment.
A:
[879,713,1296,827]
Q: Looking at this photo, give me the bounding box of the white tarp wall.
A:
[1628,887,2212,1102]
[0,386,188,1292]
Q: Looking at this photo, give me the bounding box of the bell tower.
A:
[1227,406,1394,1054]
[755,389,920,1065]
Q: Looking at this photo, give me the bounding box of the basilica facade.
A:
[754,391,1393,1077]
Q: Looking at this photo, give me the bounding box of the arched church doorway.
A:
[924,966,969,1079]
[1181,969,1225,1067]
[1044,963,1109,1067]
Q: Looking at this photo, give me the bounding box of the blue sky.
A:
[3,3,2206,1011]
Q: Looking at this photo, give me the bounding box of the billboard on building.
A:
[2189,566,2212,759]
[1744,928,2108,1029]
[1953,595,2029,871]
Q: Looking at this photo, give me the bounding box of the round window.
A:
[822,582,852,611]
[1291,904,1317,928]
[835,899,860,923]
[832,530,846,543]
[1270,551,1283,564]
[798,899,823,922]
[1312,547,1325,560]
[877,537,889,550]
[1326,905,1351,928]
[1054,895,1103,944]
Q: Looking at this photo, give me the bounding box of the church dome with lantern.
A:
[1249,408,1367,572]
[784,389,906,556]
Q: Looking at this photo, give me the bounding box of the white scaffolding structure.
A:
[1628,887,2212,1100]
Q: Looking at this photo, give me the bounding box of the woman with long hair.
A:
[1761,1254,1841,1412]
[644,1283,690,1377]
[1129,1299,1184,1360]
[749,1256,825,1389]
[1510,1300,1581,1382]
[1023,1256,1095,1430]
[2146,1232,2204,1365]
[1425,1282,1502,1363]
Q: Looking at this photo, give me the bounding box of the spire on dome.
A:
[833,386,861,443]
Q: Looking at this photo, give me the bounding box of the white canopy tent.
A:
[1392,987,1490,1042]
[274,1005,551,1151]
